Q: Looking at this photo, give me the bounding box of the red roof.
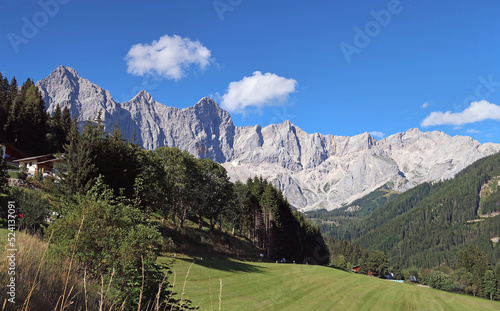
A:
[1,143,28,162]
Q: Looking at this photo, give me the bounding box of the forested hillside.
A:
[322,152,500,270]
[306,184,400,236]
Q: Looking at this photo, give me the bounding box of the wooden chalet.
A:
[13,154,61,176]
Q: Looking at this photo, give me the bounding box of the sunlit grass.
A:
[161,257,500,311]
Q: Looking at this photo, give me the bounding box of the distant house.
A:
[13,154,61,176]
[352,265,360,273]
[1,143,27,164]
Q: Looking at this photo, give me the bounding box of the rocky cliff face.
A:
[36,66,500,211]
[37,66,234,163]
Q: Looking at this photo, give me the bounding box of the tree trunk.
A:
[210,218,215,231]
[180,208,187,228]
[171,207,177,226]
[198,211,203,230]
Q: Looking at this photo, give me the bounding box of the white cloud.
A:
[369,131,385,139]
[421,100,500,127]
[125,34,211,80]
[466,129,482,134]
[421,102,429,108]
[221,71,297,113]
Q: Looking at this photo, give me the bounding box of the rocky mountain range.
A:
[36,66,500,211]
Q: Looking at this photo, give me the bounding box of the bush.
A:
[47,178,182,310]
[452,267,473,294]
[333,254,348,270]
[427,270,453,291]
[10,187,50,234]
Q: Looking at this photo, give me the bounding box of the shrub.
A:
[46,178,182,310]
[427,270,453,291]
[9,187,50,234]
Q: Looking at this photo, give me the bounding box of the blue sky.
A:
[1,0,500,143]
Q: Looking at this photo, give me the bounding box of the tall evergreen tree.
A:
[19,81,48,153]
[0,73,10,140]
[482,270,497,300]
[59,116,98,196]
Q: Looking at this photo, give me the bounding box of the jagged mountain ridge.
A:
[36,66,500,211]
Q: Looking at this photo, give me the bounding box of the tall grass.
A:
[0,229,112,310]
[0,230,205,310]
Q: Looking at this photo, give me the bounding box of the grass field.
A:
[159,257,500,311]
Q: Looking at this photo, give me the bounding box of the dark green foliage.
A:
[152,147,201,227]
[3,78,49,154]
[215,176,330,264]
[483,270,497,300]
[58,117,141,199]
[391,263,403,280]
[226,181,251,235]
[10,187,50,234]
[457,245,491,296]
[47,104,72,152]
[291,210,330,265]
[451,267,473,294]
[325,237,369,266]
[427,270,454,291]
[305,185,399,236]
[333,254,347,270]
[457,245,489,277]
[0,157,8,194]
[196,158,233,230]
[0,73,72,156]
[48,178,180,310]
[360,250,388,276]
[58,116,97,195]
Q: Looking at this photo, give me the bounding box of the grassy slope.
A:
[158,219,261,260]
[159,257,500,311]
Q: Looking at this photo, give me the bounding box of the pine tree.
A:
[59,117,97,195]
[61,106,72,143]
[0,74,10,140]
[482,270,497,300]
[18,82,48,153]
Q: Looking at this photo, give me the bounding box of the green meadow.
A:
[161,257,500,311]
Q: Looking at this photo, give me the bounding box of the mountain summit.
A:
[35,66,500,211]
